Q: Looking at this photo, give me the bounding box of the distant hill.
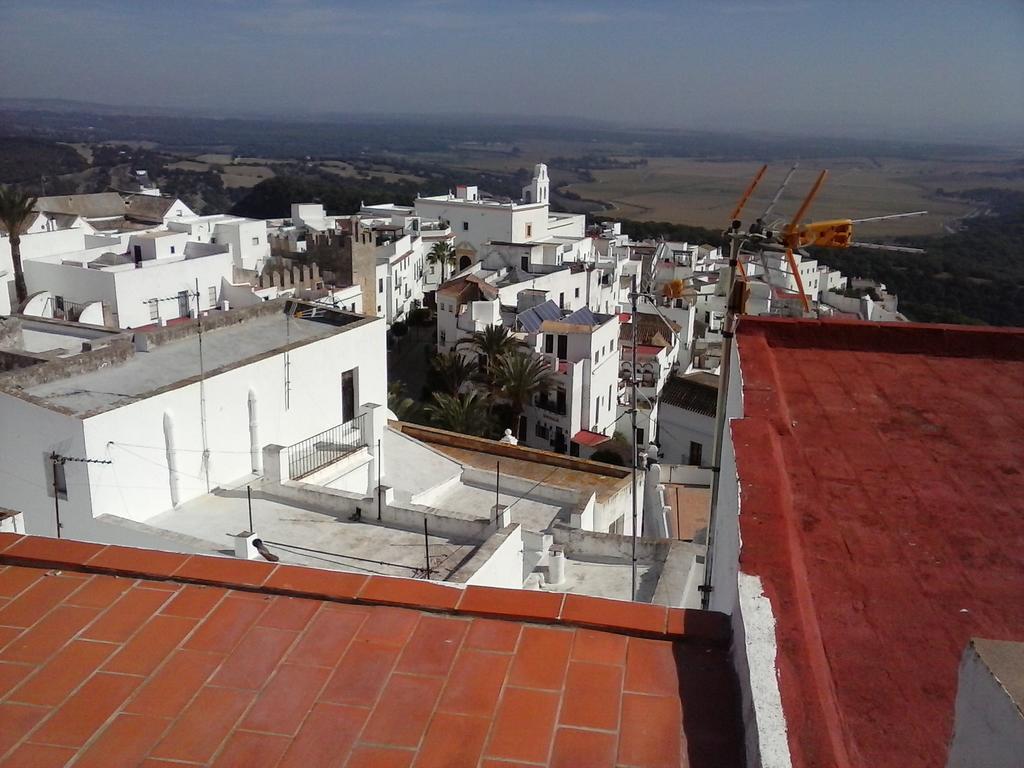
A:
[0,136,87,183]
[814,193,1024,326]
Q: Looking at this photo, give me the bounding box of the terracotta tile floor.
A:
[0,546,743,767]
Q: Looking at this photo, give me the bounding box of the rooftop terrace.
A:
[733,317,1024,768]
[3,302,374,416]
[0,533,743,767]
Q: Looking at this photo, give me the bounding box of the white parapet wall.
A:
[462,524,525,589]
[732,573,792,768]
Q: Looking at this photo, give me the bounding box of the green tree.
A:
[491,353,553,438]
[425,391,492,437]
[427,239,457,283]
[387,381,420,422]
[0,188,39,307]
[459,326,523,386]
[428,351,478,396]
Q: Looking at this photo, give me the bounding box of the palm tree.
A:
[0,188,39,307]
[428,351,478,396]
[459,326,523,385]
[491,352,553,439]
[427,239,457,283]
[425,391,492,437]
[387,381,420,422]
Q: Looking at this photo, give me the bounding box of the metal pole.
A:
[629,275,639,601]
[50,453,62,539]
[423,518,430,580]
[377,438,382,521]
[196,278,210,493]
[702,232,742,610]
[247,485,253,533]
[495,460,500,523]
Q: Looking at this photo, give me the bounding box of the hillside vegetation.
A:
[0,136,87,183]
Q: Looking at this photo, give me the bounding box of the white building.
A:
[435,254,609,355]
[656,372,718,467]
[168,214,270,272]
[0,212,98,314]
[34,192,195,231]
[21,231,234,329]
[413,164,587,272]
[0,300,387,542]
[525,307,621,456]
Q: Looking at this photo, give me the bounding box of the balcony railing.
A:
[286,416,365,480]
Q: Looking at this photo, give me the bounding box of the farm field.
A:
[562,156,1023,236]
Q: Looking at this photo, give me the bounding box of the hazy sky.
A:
[2,0,1022,141]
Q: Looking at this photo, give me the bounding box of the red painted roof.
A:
[0,534,743,767]
[572,429,611,447]
[733,317,1024,768]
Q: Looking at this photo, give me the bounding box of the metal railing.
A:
[286,416,365,480]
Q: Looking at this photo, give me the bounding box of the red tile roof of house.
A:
[0,534,743,767]
[733,317,1024,768]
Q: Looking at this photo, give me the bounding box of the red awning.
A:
[572,429,611,447]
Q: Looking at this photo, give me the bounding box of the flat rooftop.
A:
[143,482,476,581]
[733,317,1024,768]
[0,533,743,767]
[396,423,631,504]
[13,304,373,416]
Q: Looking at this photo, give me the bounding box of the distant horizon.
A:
[1,0,1021,147]
[1,95,1020,150]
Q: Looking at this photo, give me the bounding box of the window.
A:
[341,369,356,423]
[545,334,553,354]
[556,387,567,415]
[559,292,565,309]
[462,222,469,231]
[574,287,580,299]
[177,290,190,318]
[169,246,176,255]
[51,458,67,501]
[251,237,260,246]
[688,441,703,467]
[208,286,217,306]
[521,256,529,271]
[594,350,599,364]
[149,300,159,321]
[378,278,384,292]
[557,335,567,360]
[439,330,446,346]
[608,385,613,411]
[535,422,548,439]
[526,223,533,238]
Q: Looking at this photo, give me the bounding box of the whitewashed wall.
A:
[82,317,387,524]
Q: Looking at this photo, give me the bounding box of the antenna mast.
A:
[195,278,210,492]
